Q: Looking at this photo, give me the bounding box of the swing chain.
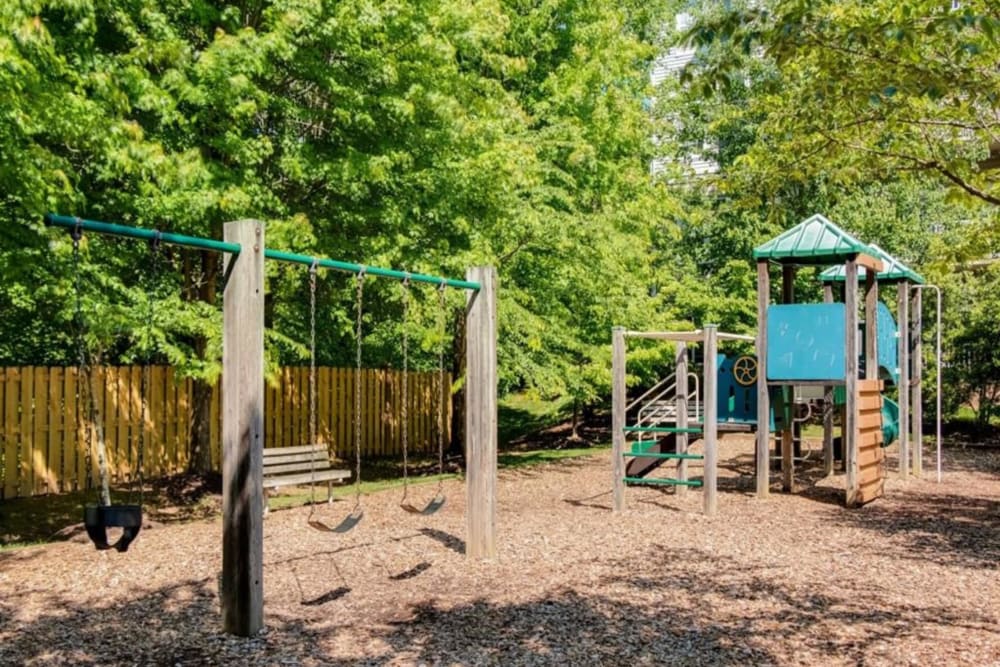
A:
[352,270,365,504]
[400,275,410,501]
[134,233,161,505]
[436,282,447,492]
[308,259,319,508]
[71,223,95,496]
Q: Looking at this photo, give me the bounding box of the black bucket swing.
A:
[399,279,447,516]
[306,267,364,533]
[74,224,157,552]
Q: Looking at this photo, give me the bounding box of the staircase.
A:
[622,372,704,484]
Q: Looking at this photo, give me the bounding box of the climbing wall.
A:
[857,379,886,504]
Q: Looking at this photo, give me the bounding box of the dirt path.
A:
[0,440,997,666]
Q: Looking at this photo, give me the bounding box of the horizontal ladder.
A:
[624,477,703,487]
[622,451,703,460]
[623,425,703,434]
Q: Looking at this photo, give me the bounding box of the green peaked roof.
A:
[753,214,876,264]
[818,243,925,284]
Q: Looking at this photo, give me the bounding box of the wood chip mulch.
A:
[1,439,997,666]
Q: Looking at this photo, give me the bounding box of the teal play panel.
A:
[767,303,847,382]
[876,301,898,385]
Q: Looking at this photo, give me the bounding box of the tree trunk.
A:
[187,249,219,474]
[571,397,580,440]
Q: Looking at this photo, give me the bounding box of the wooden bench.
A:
[262,444,351,513]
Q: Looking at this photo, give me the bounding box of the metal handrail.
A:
[626,373,676,413]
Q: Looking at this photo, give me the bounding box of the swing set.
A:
[45,213,499,637]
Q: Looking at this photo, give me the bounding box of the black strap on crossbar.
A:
[83,504,143,552]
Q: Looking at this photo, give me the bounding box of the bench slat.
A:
[264,460,334,476]
[263,444,327,457]
[262,469,351,488]
[263,451,330,466]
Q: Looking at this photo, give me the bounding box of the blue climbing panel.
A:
[716,354,758,423]
[767,303,847,382]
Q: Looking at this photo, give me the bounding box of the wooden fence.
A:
[0,366,450,500]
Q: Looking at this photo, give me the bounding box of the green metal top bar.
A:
[45,213,241,255]
[264,249,479,290]
[44,213,481,291]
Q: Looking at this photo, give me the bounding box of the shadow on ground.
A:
[2,542,994,666]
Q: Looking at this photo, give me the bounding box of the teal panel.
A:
[716,354,758,423]
[767,304,846,381]
[876,301,898,385]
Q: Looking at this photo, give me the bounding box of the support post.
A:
[611,327,626,512]
[844,258,859,507]
[896,282,910,480]
[703,325,718,516]
[755,260,770,498]
[864,271,878,378]
[675,342,689,494]
[221,220,265,637]
[910,287,923,477]
[466,266,497,560]
[780,265,795,489]
[822,282,835,476]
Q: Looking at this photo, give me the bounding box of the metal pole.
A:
[45,213,242,254]
[45,213,481,291]
[265,248,480,290]
[911,285,943,483]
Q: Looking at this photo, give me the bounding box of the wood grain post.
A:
[611,327,626,512]
[910,287,923,477]
[675,342,688,494]
[896,282,910,480]
[844,258,859,507]
[465,266,497,560]
[703,325,718,516]
[822,282,835,476]
[221,220,265,637]
[756,260,770,498]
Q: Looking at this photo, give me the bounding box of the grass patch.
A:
[498,445,608,469]
[498,393,573,446]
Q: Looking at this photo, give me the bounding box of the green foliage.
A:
[0,0,684,421]
[687,0,1000,212]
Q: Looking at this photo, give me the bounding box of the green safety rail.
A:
[622,451,703,460]
[623,426,703,434]
[623,477,703,487]
[44,213,480,291]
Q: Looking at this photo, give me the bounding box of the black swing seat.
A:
[401,493,446,516]
[84,504,143,552]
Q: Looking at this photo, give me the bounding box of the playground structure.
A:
[612,214,939,512]
[755,216,931,506]
[44,213,498,637]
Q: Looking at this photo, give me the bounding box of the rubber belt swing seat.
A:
[398,278,446,516]
[306,266,364,533]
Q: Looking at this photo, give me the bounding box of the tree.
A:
[687,0,1000,213]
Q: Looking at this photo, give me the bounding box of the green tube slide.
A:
[881,396,899,447]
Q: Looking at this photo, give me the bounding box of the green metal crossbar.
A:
[623,426,703,434]
[44,213,481,291]
[45,213,241,254]
[622,451,703,460]
[623,477,703,487]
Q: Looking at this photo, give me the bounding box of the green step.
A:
[622,451,704,460]
[623,426,703,434]
[623,476,703,487]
